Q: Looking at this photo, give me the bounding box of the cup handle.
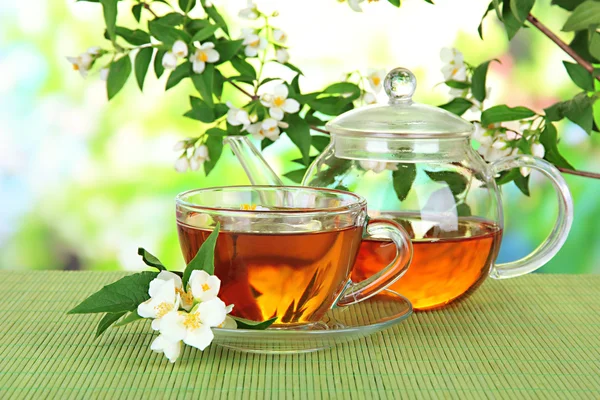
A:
[336,218,413,307]
[490,155,574,279]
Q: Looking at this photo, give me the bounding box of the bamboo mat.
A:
[0,271,599,399]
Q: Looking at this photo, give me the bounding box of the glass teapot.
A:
[225,67,573,310]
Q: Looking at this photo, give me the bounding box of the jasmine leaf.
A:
[231,316,278,330]
[204,135,224,175]
[510,0,534,23]
[425,171,468,195]
[166,61,190,90]
[100,0,118,42]
[502,0,523,40]
[96,312,126,338]
[472,60,493,102]
[492,0,504,21]
[285,114,312,165]
[514,173,530,196]
[311,135,331,152]
[107,55,132,100]
[115,27,150,46]
[179,0,195,13]
[563,61,594,91]
[324,82,361,101]
[457,203,472,217]
[158,12,185,26]
[445,80,470,89]
[67,271,158,314]
[284,168,307,184]
[203,2,229,36]
[214,39,244,63]
[191,63,214,107]
[478,2,495,39]
[137,248,166,271]
[154,50,166,78]
[439,98,473,116]
[191,24,219,42]
[387,0,401,6]
[562,1,600,31]
[113,311,144,327]
[539,121,574,169]
[231,57,256,80]
[132,3,142,22]
[481,105,536,126]
[134,47,153,91]
[551,0,585,11]
[589,31,600,60]
[185,96,216,122]
[182,223,220,288]
[213,69,225,99]
[283,62,304,76]
[570,30,600,64]
[392,164,417,201]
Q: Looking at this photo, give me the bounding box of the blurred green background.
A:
[0,0,598,273]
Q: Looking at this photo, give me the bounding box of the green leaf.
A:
[492,0,504,21]
[259,77,280,87]
[214,40,244,63]
[387,0,401,6]
[113,311,144,327]
[481,105,536,126]
[158,12,185,26]
[510,0,534,23]
[132,4,143,22]
[539,120,575,169]
[564,97,595,134]
[445,80,470,89]
[213,69,225,99]
[472,61,493,102]
[323,82,361,101]
[478,2,495,39]
[179,0,196,13]
[502,0,523,40]
[191,64,214,107]
[68,271,158,314]
[185,96,216,122]
[570,30,600,64]
[439,98,473,116]
[282,62,304,76]
[137,248,166,271]
[115,27,150,45]
[182,223,220,288]
[107,55,132,100]
[392,164,417,202]
[148,20,190,46]
[425,171,468,195]
[134,48,153,91]
[206,127,227,136]
[231,57,257,80]
[191,24,219,42]
[563,61,594,91]
[311,135,331,152]
[100,0,118,42]
[166,62,190,90]
[215,103,228,119]
[284,114,312,165]
[456,203,472,217]
[185,19,210,36]
[307,96,353,116]
[589,31,600,60]
[544,102,564,121]
[514,173,530,196]
[204,3,229,36]
[231,316,278,330]
[552,0,586,11]
[562,1,600,31]
[204,134,224,175]
[284,168,307,184]
[154,50,166,78]
[96,312,126,338]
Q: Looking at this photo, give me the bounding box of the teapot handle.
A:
[489,155,573,279]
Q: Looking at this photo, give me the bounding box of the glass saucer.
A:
[212,289,412,354]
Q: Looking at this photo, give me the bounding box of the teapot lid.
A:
[326,67,474,139]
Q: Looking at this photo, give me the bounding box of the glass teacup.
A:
[175,186,413,327]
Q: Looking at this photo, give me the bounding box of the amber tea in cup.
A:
[176,186,413,327]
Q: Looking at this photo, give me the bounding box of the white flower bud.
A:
[173,140,187,151]
[273,29,287,43]
[162,52,178,70]
[531,142,545,159]
[172,40,188,59]
[174,157,189,172]
[99,68,109,81]
[276,48,290,64]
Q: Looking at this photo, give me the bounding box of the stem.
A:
[143,3,159,18]
[229,81,257,100]
[527,14,600,82]
[557,167,600,179]
[309,125,329,134]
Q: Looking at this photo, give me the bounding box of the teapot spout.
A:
[224,136,284,186]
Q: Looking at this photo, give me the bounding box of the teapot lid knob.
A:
[384,67,417,104]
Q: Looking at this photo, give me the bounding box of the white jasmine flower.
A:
[472,123,514,162]
[348,0,365,12]
[366,69,386,93]
[162,52,178,70]
[86,46,102,56]
[173,140,187,151]
[137,277,180,331]
[172,40,189,59]
[174,157,190,173]
[148,271,194,313]
[273,29,287,43]
[218,316,237,329]
[99,68,109,81]
[242,29,268,57]
[239,0,259,20]
[150,334,181,363]
[67,53,93,77]
[260,84,300,120]
[521,142,545,177]
[275,48,290,64]
[159,298,231,351]
[188,270,221,302]
[359,160,398,174]
[226,102,251,128]
[190,145,210,171]
[440,47,467,81]
[247,119,287,141]
[190,42,220,74]
[362,92,377,105]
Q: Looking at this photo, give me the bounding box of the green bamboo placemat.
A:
[0,271,599,399]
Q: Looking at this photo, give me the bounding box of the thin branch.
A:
[557,167,600,179]
[228,81,258,100]
[143,3,159,18]
[527,14,600,82]
[309,125,329,134]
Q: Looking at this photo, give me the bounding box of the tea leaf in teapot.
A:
[425,171,468,195]
[231,316,278,330]
[137,248,166,271]
[182,223,220,288]
[392,164,417,202]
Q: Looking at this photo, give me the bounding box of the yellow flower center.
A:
[183,312,201,330]
[176,288,193,305]
[452,68,459,75]
[201,283,211,292]
[240,204,258,210]
[72,64,80,71]
[371,76,381,86]
[273,96,285,107]
[268,127,277,133]
[197,51,209,62]
[249,39,260,48]
[155,302,173,318]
